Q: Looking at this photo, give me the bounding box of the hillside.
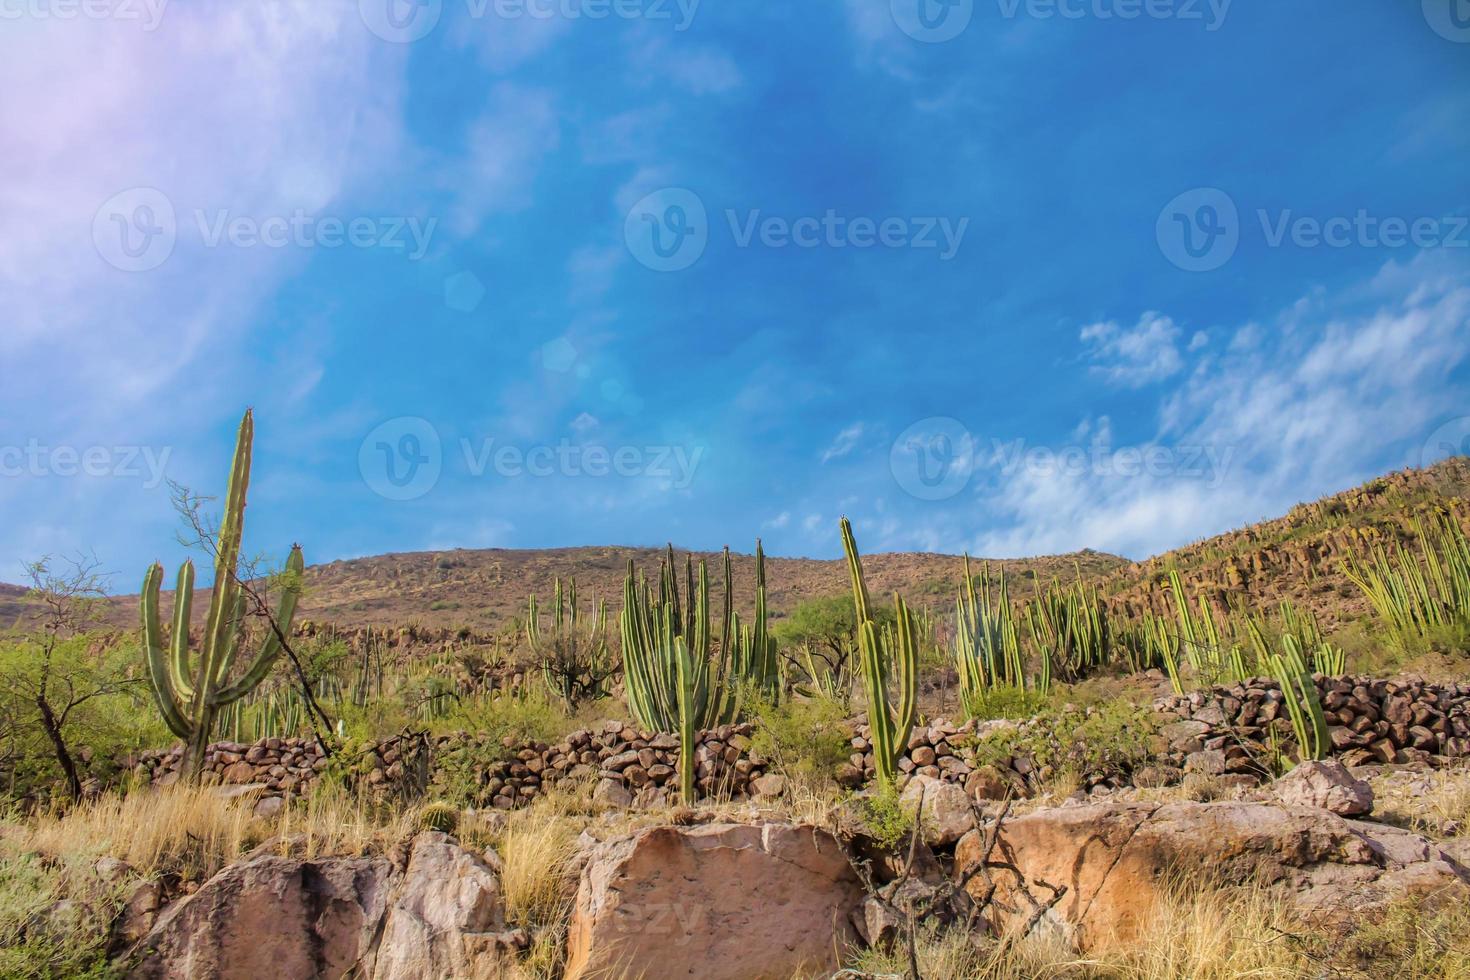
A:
[1101,457,1470,627]
[5,458,1469,638]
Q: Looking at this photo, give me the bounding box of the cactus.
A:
[1253,623,1330,762]
[620,542,775,734]
[1346,514,1470,645]
[140,410,304,782]
[953,556,1024,710]
[526,577,615,709]
[841,518,917,792]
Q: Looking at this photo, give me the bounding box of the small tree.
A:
[3,556,138,802]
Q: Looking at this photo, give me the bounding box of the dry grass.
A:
[841,882,1470,980]
[497,804,581,929]
[1371,766,1470,839]
[17,782,418,880]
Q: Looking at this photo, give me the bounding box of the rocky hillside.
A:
[5,458,1469,636]
[1102,457,1470,627]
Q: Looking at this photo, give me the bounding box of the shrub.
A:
[748,693,850,792]
[858,784,914,851]
[963,701,1158,789]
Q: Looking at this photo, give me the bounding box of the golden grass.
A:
[1372,766,1470,839]
[496,803,581,930]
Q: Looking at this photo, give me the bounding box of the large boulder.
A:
[370,832,526,979]
[954,801,1470,951]
[1271,760,1374,816]
[126,853,394,979]
[565,822,864,980]
[127,832,521,980]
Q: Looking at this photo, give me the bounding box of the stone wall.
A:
[1156,675,1470,770]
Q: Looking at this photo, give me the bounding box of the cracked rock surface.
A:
[953,801,1470,951]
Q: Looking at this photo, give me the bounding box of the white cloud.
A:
[1080,312,1185,387]
[821,423,866,463]
[448,84,561,235]
[970,253,1470,559]
[763,512,791,530]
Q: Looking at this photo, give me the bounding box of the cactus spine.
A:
[140,410,304,782]
[841,518,916,792]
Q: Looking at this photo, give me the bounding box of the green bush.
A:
[963,701,1158,788]
[748,693,850,791]
[0,844,119,979]
[858,784,914,851]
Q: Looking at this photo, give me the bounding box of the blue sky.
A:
[2,0,1468,587]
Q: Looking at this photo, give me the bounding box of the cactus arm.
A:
[213,590,248,686]
[201,410,253,684]
[142,563,193,740]
[168,561,196,701]
[213,545,304,705]
[892,594,918,751]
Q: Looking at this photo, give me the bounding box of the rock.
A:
[252,795,284,820]
[127,853,394,978]
[1184,750,1227,775]
[592,778,633,809]
[1272,760,1374,816]
[954,801,1470,951]
[95,856,132,883]
[964,765,1018,801]
[565,822,863,980]
[1132,765,1182,789]
[371,832,526,979]
[750,773,787,800]
[901,774,976,846]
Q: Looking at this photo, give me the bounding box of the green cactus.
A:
[140,410,304,782]
[526,577,614,709]
[619,543,778,802]
[953,556,1024,709]
[1254,623,1330,763]
[841,518,916,792]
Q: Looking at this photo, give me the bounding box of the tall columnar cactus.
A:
[953,555,1023,702]
[1252,622,1330,763]
[620,543,778,801]
[140,410,304,782]
[841,518,916,792]
[526,577,614,709]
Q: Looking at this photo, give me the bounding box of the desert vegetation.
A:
[2,417,1469,978]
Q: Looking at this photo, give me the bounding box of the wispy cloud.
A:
[821,423,866,463]
[1079,312,1186,388]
